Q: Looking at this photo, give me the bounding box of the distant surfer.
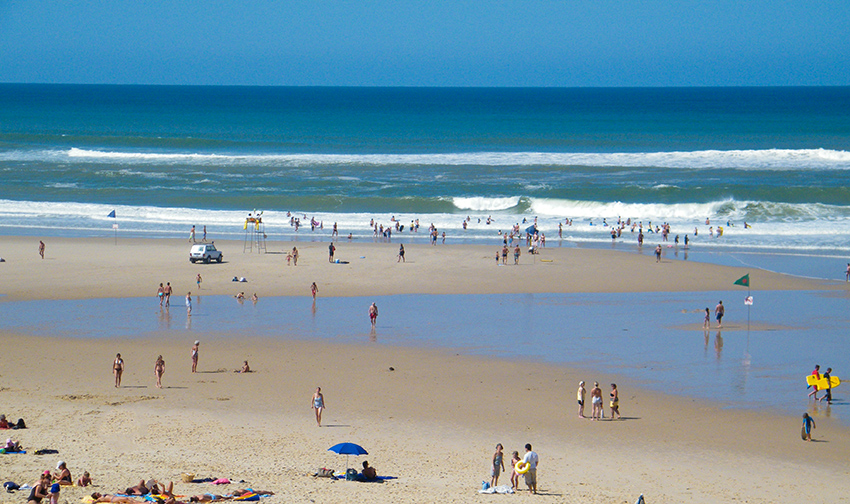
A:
[808,364,821,400]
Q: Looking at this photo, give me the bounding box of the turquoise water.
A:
[1,290,847,422]
[2,85,850,255]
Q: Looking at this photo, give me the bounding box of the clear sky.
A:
[1,0,847,87]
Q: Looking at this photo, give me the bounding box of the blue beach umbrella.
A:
[328,442,368,471]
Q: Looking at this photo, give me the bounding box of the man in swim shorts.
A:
[521,443,539,494]
[714,300,724,328]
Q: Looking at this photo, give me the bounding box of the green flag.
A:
[734,274,749,287]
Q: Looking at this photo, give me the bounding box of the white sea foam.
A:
[51,147,850,170]
[452,196,521,211]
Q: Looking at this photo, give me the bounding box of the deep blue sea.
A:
[2,84,850,261]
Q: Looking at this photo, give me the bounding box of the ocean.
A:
[2,85,850,265]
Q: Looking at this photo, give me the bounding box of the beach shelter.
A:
[328,442,368,471]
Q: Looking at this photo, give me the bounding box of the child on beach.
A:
[196,274,202,290]
[509,451,521,490]
[186,292,192,316]
[802,413,816,441]
[76,472,92,487]
[704,308,710,329]
[577,381,586,418]
[490,443,505,488]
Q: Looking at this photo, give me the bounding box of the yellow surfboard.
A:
[806,375,840,389]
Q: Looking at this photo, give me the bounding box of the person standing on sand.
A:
[398,243,405,262]
[509,451,521,491]
[609,383,621,419]
[369,302,378,328]
[189,225,196,243]
[577,381,586,418]
[191,340,199,373]
[514,245,521,265]
[802,413,816,441]
[157,283,165,308]
[312,387,325,427]
[164,282,172,307]
[311,282,318,299]
[521,444,539,494]
[202,225,207,242]
[154,355,165,388]
[590,382,603,420]
[703,307,710,330]
[490,443,505,488]
[808,364,821,400]
[328,242,335,263]
[113,353,124,388]
[715,300,724,328]
[186,292,192,316]
[196,274,202,290]
[38,240,45,259]
[655,244,662,262]
[292,247,299,266]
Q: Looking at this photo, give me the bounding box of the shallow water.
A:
[2,289,848,423]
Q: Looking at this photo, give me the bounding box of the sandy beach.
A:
[1,236,848,504]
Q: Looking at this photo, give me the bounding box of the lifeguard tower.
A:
[243,212,267,253]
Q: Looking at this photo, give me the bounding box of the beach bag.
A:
[345,468,358,481]
[482,481,490,491]
[316,468,334,478]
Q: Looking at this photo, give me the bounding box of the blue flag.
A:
[107,210,116,218]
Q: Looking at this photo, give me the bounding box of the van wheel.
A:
[204,256,211,264]
[216,255,223,263]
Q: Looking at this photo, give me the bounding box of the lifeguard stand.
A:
[243,213,267,253]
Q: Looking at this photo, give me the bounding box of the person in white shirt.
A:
[522,443,539,494]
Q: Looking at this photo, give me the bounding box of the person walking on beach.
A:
[189,225,196,243]
[38,240,45,259]
[191,340,199,373]
[369,302,378,328]
[655,244,662,262]
[398,244,405,262]
[609,383,621,419]
[157,283,165,308]
[577,381,586,418]
[714,300,724,328]
[196,274,202,290]
[113,353,124,388]
[202,225,207,242]
[521,444,539,494]
[819,367,833,404]
[509,451,521,491]
[311,282,318,299]
[164,282,172,307]
[328,242,335,263]
[514,245,521,265]
[703,307,710,330]
[154,355,165,388]
[808,364,821,400]
[312,387,325,427]
[490,443,505,488]
[292,247,299,266]
[186,292,192,316]
[590,382,603,420]
[802,413,816,441]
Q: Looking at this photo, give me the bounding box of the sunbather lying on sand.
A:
[123,481,149,495]
[91,493,144,503]
[187,489,274,502]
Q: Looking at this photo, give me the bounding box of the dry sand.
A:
[1,236,848,504]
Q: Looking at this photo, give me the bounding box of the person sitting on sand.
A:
[237,361,250,373]
[360,461,377,481]
[76,471,92,487]
[91,493,144,503]
[27,474,49,504]
[4,437,22,452]
[53,461,72,485]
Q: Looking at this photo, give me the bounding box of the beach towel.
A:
[233,493,258,501]
[209,479,230,485]
[478,485,514,494]
[0,449,26,454]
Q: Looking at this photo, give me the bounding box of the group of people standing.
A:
[111,341,201,390]
[576,381,620,421]
[489,443,539,494]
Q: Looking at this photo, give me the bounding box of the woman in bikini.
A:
[113,353,124,388]
[609,383,621,420]
[155,356,165,388]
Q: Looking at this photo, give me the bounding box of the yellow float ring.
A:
[515,461,530,474]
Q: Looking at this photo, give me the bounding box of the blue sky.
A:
[1,0,847,86]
